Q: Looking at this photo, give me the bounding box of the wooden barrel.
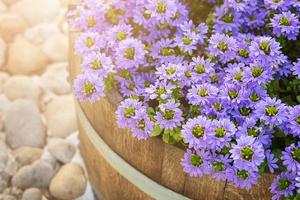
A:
[68,7,276,200]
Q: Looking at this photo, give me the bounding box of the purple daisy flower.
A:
[265,150,279,173]
[181,149,211,177]
[255,97,288,127]
[286,105,300,138]
[243,61,273,86]
[249,36,283,65]
[179,20,208,44]
[75,32,103,56]
[181,116,211,149]
[228,165,259,189]
[116,98,144,129]
[155,99,184,130]
[208,33,238,63]
[209,153,233,181]
[225,0,250,12]
[264,0,295,11]
[156,63,184,81]
[270,11,299,40]
[282,142,300,173]
[174,32,198,54]
[81,52,113,77]
[150,38,176,60]
[145,0,177,24]
[213,5,242,35]
[115,38,146,69]
[237,118,273,148]
[230,135,265,169]
[241,6,268,31]
[270,172,296,200]
[190,56,215,84]
[145,80,177,100]
[292,59,300,78]
[187,83,219,106]
[73,72,104,102]
[207,118,237,149]
[131,108,154,140]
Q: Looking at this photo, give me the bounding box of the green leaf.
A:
[272,149,282,159]
[258,159,267,175]
[274,128,285,138]
[150,125,163,137]
[297,95,300,103]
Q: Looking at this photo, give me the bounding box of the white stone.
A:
[42,32,68,62]
[6,35,49,75]
[4,154,18,176]
[0,94,11,113]
[5,100,46,149]
[24,23,60,45]
[40,62,70,95]
[0,12,28,42]
[48,139,76,164]
[22,188,42,200]
[49,163,87,200]
[2,0,20,7]
[0,37,6,69]
[11,0,60,26]
[12,160,55,189]
[3,75,41,103]
[75,182,95,200]
[45,95,76,138]
[0,140,8,172]
[12,147,42,167]
[0,172,10,193]
[0,1,7,13]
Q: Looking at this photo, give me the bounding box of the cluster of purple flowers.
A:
[70,0,300,198]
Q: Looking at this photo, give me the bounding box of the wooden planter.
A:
[68,5,276,200]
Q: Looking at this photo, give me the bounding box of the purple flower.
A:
[292,59,300,78]
[75,32,103,56]
[156,63,184,81]
[265,150,279,173]
[286,105,300,138]
[116,98,144,129]
[208,33,238,63]
[213,5,241,35]
[145,0,177,24]
[190,56,215,84]
[225,0,249,12]
[255,97,288,127]
[131,108,154,140]
[207,118,236,149]
[209,153,232,181]
[270,11,299,40]
[155,99,184,130]
[81,52,113,77]
[174,32,198,54]
[270,172,296,200]
[228,165,259,189]
[282,142,300,173]
[187,84,219,106]
[230,135,265,169]
[145,80,177,100]
[115,38,146,69]
[181,149,211,177]
[264,0,295,11]
[181,116,211,149]
[249,36,283,65]
[73,72,104,102]
[243,61,273,86]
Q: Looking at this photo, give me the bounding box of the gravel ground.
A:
[0,0,95,199]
